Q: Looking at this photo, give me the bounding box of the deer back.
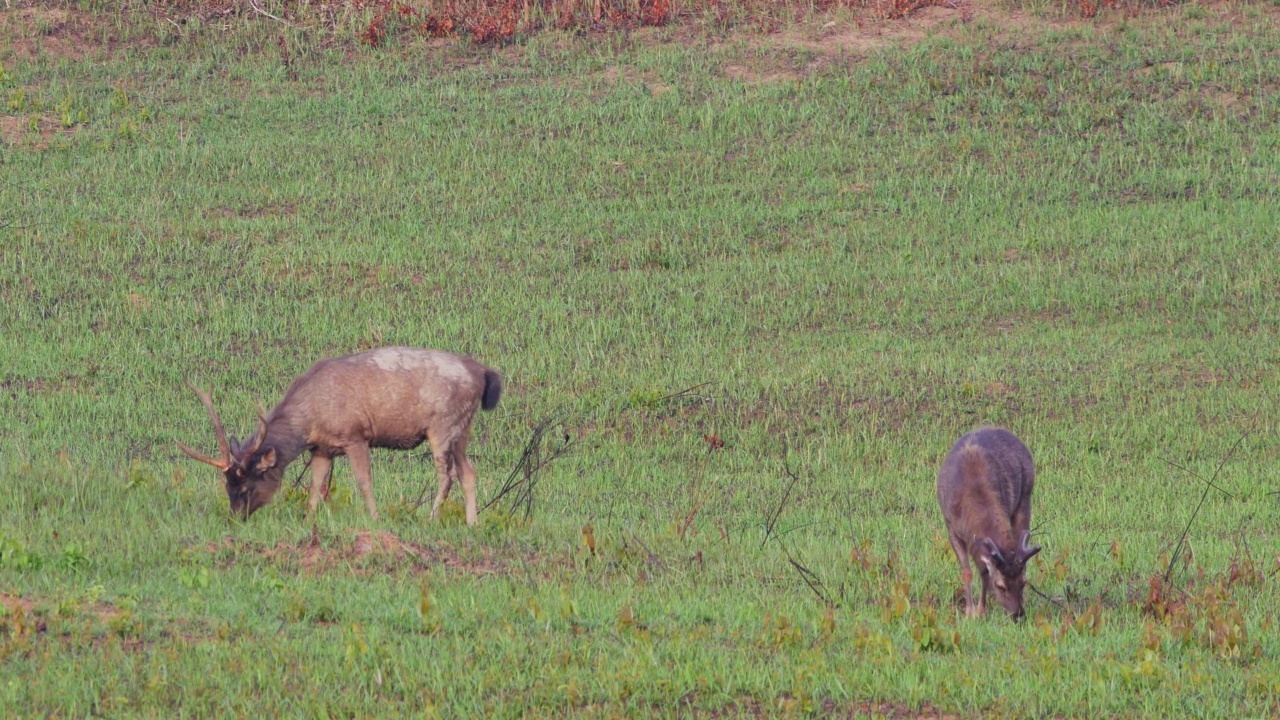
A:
[936,427,1034,542]
[272,347,495,451]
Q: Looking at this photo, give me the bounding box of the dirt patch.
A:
[716,4,973,84]
[723,63,809,84]
[0,370,87,395]
[0,5,165,61]
[600,65,672,96]
[734,0,1122,74]
[209,203,299,220]
[753,4,965,60]
[0,114,81,146]
[0,593,122,623]
[1134,60,1183,76]
[991,306,1076,331]
[665,696,960,718]
[0,593,38,616]
[0,116,31,145]
[206,529,508,576]
[2,8,83,61]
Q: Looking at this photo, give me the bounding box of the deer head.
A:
[979,530,1042,619]
[176,382,279,518]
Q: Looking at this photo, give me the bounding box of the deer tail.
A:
[481,368,502,411]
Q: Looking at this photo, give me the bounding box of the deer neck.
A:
[259,419,308,470]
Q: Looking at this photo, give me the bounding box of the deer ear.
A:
[981,537,1004,564]
[979,555,997,577]
[253,447,277,472]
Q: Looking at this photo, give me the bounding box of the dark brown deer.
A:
[177,347,501,524]
[936,426,1041,619]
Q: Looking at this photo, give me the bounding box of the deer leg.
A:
[307,454,333,517]
[456,439,478,526]
[427,434,453,522]
[960,565,976,616]
[345,442,378,519]
[948,532,976,616]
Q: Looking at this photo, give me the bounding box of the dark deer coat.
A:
[936,427,1040,618]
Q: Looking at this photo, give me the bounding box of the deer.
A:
[176,347,502,525]
[936,426,1041,620]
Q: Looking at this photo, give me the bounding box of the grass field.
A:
[2,0,1280,716]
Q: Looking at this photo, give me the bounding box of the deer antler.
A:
[239,412,270,458]
[176,380,233,471]
[1019,529,1042,559]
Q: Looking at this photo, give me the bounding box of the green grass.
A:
[2,2,1280,716]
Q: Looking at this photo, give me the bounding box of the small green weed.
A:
[416,579,442,633]
[178,566,210,590]
[58,544,89,572]
[911,605,960,653]
[125,460,154,491]
[0,534,43,572]
[625,387,667,410]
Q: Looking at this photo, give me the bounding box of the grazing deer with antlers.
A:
[177,347,501,524]
[937,426,1042,620]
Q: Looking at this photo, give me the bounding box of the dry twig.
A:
[761,446,801,549]
[1162,423,1252,584]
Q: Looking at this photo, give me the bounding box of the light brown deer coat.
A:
[177,347,501,524]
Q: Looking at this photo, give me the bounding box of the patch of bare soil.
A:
[799,4,965,55]
[2,8,84,60]
[715,5,967,84]
[207,529,508,576]
[0,593,39,616]
[1,4,167,61]
[718,0,1119,84]
[600,64,673,96]
[660,696,961,718]
[208,203,299,220]
[723,62,809,84]
[744,3,973,60]
[0,593,122,623]
[0,116,34,145]
[0,370,87,394]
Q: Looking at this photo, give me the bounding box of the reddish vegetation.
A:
[1076,0,1182,18]
[1139,551,1263,659]
[57,0,1213,50]
[354,0,678,46]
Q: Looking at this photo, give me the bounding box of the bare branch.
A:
[1158,457,1236,500]
[1163,422,1252,584]
[475,412,575,519]
[0,180,43,233]
[761,446,800,549]
[248,0,311,29]
[630,533,666,571]
[1027,582,1067,611]
[655,382,715,405]
[289,454,314,493]
[784,546,835,607]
